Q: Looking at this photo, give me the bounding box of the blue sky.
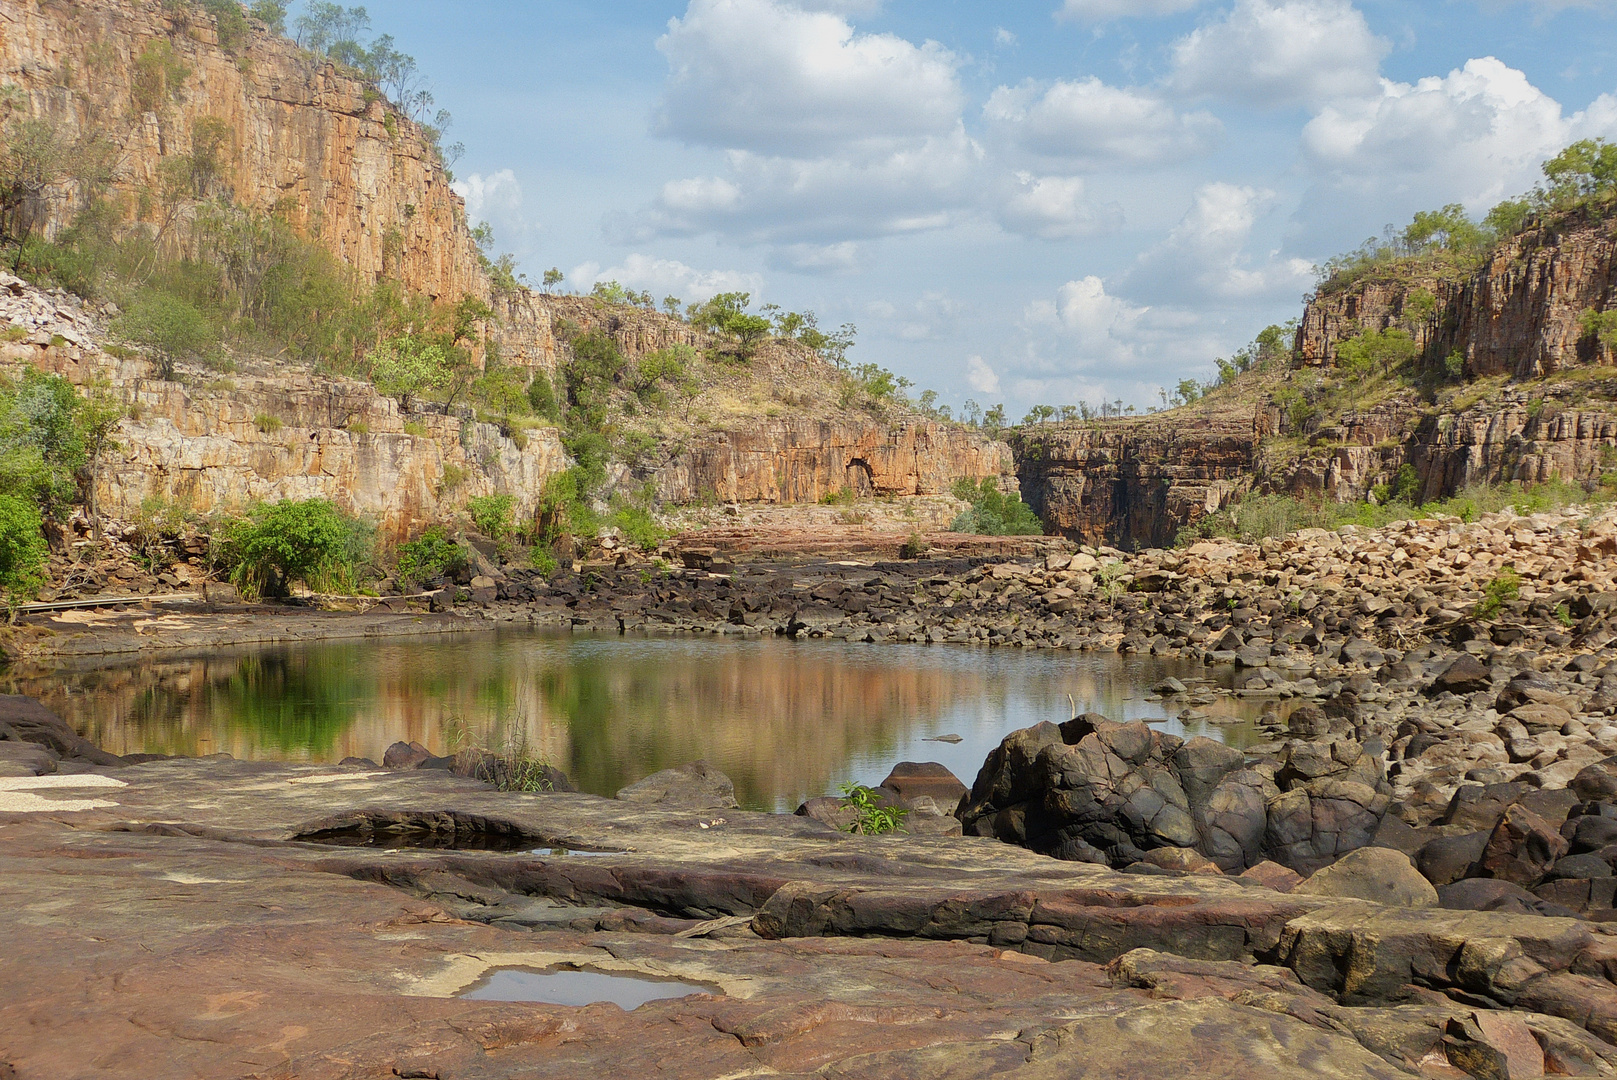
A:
[326,1,1616,414]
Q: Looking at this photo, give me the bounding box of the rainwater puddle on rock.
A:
[459,966,716,1009]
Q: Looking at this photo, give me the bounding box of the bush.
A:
[222,498,365,599]
[1476,568,1521,620]
[949,477,1044,536]
[466,493,514,540]
[394,525,466,587]
[609,504,666,551]
[0,493,47,607]
[115,291,216,377]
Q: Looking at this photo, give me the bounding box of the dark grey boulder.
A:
[1416,831,1489,887]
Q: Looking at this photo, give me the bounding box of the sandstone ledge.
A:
[6,760,1617,1076]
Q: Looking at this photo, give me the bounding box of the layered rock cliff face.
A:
[1020,211,1617,548]
[654,418,1012,505]
[2,276,562,538]
[1010,408,1269,549]
[0,0,485,302]
[1296,211,1616,378]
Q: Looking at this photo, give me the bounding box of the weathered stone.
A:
[1433,654,1494,695]
[1477,804,1570,886]
[879,761,969,807]
[1293,847,1439,907]
[616,761,740,809]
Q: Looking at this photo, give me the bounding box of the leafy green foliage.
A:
[1542,139,1617,207]
[394,525,467,588]
[1580,308,1617,350]
[367,333,452,408]
[949,477,1044,536]
[247,0,287,33]
[1475,568,1521,620]
[198,0,250,52]
[0,492,47,607]
[1335,328,1420,377]
[0,368,92,515]
[221,498,367,599]
[132,39,190,114]
[838,782,908,835]
[466,494,514,541]
[608,502,666,552]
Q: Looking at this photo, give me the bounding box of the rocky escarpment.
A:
[1019,211,1617,547]
[1010,406,1268,548]
[1297,210,1617,379]
[2,275,563,537]
[0,0,485,303]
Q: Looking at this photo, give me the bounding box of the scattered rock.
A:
[616,761,740,809]
[1293,847,1438,907]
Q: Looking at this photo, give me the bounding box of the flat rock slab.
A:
[7,761,1617,1076]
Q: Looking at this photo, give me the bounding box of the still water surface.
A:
[6,631,1274,810]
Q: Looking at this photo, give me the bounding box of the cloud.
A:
[769,241,861,273]
[1026,276,1149,358]
[997,173,1124,240]
[1126,182,1314,305]
[451,169,539,253]
[571,254,763,304]
[655,0,962,156]
[1057,0,1204,21]
[985,77,1221,167]
[965,355,1001,395]
[1295,57,1617,244]
[994,26,1017,46]
[1169,0,1388,107]
[621,124,984,249]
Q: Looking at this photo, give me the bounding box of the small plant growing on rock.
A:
[466,493,515,542]
[1475,567,1522,620]
[839,782,907,835]
[253,412,282,434]
[1556,603,1575,628]
[394,526,467,588]
[900,532,928,559]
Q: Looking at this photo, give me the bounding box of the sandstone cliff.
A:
[1017,208,1617,548]
[0,0,486,302]
[1010,407,1269,549]
[1,275,563,538]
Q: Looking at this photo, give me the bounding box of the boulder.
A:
[1237,860,1304,893]
[1293,847,1438,907]
[1475,803,1569,886]
[1572,758,1617,803]
[1435,877,1577,918]
[382,741,431,770]
[795,796,857,832]
[616,761,739,809]
[1416,831,1490,887]
[1430,654,1493,695]
[0,696,123,767]
[877,762,968,807]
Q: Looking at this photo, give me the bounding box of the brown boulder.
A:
[878,761,968,807]
[1430,654,1493,695]
[1477,803,1570,886]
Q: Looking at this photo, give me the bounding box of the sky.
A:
[313,1,1617,415]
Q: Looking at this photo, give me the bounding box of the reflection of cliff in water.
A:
[6,632,1263,810]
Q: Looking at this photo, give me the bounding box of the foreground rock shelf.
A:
[7,759,1617,1077]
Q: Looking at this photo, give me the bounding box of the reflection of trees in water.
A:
[3,636,1266,808]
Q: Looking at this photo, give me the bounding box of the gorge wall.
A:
[1018,210,1617,549]
[1,275,563,538]
[0,0,485,302]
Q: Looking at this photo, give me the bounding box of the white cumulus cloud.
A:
[1300,57,1617,225]
[985,78,1222,168]
[997,173,1124,240]
[655,0,962,156]
[451,169,539,255]
[1169,0,1388,107]
[965,355,1001,395]
[573,254,763,305]
[1126,182,1315,305]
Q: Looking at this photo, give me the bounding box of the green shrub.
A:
[609,504,666,551]
[949,477,1044,536]
[115,291,215,378]
[1475,568,1521,620]
[1580,308,1617,350]
[466,493,514,540]
[838,782,907,835]
[1335,328,1420,377]
[0,493,47,607]
[394,526,466,587]
[222,498,364,599]
[0,368,99,516]
[253,412,282,433]
[526,372,559,420]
